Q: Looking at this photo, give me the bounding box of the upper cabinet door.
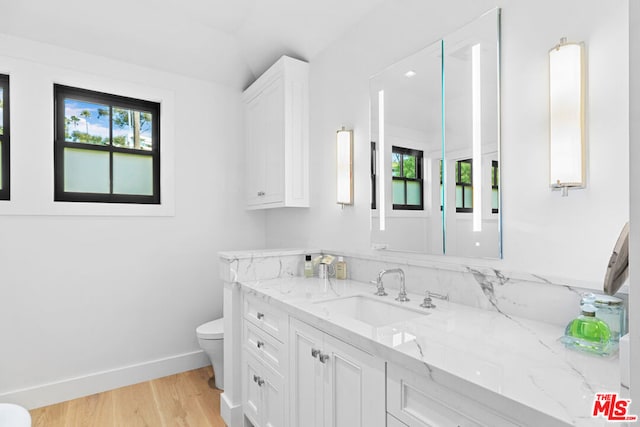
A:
[243,56,310,210]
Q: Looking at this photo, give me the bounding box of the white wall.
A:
[265,0,629,288]
[0,35,266,407]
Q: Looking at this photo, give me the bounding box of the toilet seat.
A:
[196,318,224,340]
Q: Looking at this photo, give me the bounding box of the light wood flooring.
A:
[30,367,226,427]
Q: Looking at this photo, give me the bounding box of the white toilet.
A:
[196,318,224,390]
[0,403,31,427]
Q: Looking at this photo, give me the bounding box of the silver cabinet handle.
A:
[253,374,265,387]
[311,348,321,358]
[319,353,330,363]
[256,312,264,320]
[256,340,264,349]
[257,191,266,196]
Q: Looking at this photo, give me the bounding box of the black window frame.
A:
[54,84,160,204]
[455,159,473,213]
[492,160,499,214]
[392,146,424,211]
[371,141,377,210]
[0,74,10,201]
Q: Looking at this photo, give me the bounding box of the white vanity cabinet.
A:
[289,318,386,427]
[386,363,522,427]
[242,55,309,210]
[243,352,285,427]
[242,294,289,427]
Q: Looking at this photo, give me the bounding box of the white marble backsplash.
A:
[219,248,626,328]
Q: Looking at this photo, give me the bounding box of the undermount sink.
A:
[314,295,427,327]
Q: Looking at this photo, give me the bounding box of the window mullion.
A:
[109,106,113,197]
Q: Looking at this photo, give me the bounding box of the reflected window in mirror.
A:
[392,146,423,210]
[492,160,499,213]
[455,159,473,213]
[439,159,444,211]
[371,141,377,209]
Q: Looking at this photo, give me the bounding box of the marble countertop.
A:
[238,276,620,426]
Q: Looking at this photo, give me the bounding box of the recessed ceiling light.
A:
[405,70,417,78]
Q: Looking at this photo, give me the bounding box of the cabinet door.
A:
[322,334,386,427]
[261,362,285,427]
[289,318,324,427]
[243,352,285,427]
[243,354,264,427]
[246,78,284,207]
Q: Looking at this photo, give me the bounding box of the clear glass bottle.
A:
[562,304,613,355]
[304,255,313,278]
[335,256,347,280]
[581,293,626,342]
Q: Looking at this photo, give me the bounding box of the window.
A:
[0,74,9,200]
[54,85,160,204]
[455,159,472,212]
[392,146,423,210]
[492,160,499,213]
[439,159,443,211]
[370,141,377,210]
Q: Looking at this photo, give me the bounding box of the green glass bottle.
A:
[562,304,613,355]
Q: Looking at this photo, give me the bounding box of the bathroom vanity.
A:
[219,250,620,427]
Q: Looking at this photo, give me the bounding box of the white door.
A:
[289,318,324,427]
[246,93,267,207]
[243,354,264,427]
[261,363,285,427]
[323,334,386,427]
[261,78,285,204]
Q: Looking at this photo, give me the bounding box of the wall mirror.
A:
[370,8,501,258]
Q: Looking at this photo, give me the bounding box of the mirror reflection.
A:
[370,40,443,253]
[370,8,501,258]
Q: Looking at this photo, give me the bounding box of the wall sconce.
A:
[549,37,586,196]
[336,127,353,206]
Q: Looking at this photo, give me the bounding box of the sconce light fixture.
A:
[549,37,586,196]
[337,127,353,206]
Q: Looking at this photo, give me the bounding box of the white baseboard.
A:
[0,350,210,410]
[221,392,244,427]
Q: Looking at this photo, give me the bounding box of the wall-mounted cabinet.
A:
[242,56,310,209]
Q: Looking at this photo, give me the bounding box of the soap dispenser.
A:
[561,304,613,356]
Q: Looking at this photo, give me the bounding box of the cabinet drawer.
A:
[387,363,520,427]
[244,294,288,342]
[244,321,285,373]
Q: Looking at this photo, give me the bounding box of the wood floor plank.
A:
[30,400,69,427]
[112,380,164,427]
[30,368,222,427]
[177,367,225,427]
[64,390,114,427]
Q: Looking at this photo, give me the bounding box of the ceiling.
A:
[1,0,386,89]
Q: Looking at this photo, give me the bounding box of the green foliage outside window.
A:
[392,146,423,210]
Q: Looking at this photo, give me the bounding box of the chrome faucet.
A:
[375,268,409,302]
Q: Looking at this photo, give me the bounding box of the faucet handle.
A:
[420,295,436,309]
[370,279,388,296]
[427,291,449,301]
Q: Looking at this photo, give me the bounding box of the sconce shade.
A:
[549,39,585,190]
[337,128,353,205]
